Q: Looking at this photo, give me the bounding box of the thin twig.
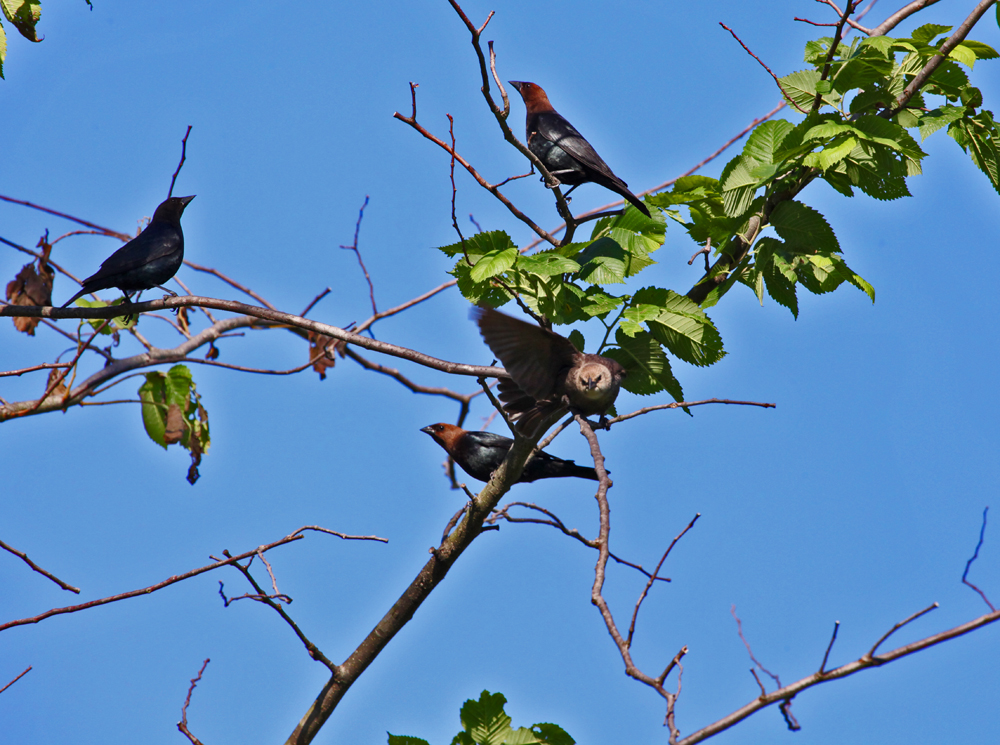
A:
[720,23,809,114]
[609,398,776,425]
[867,603,939,658]
[177,658,209,745]
[961,506,995,611]
[0,539,80,593]
[818,620,841,673]
[0,666,32,695]
[0,194,131,241]
[340,196,377,316]
[168,126,193,198]
[0,362,72,378]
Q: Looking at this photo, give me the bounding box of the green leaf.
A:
[718,155,758,218]
[0,22,7,79]
[528,724,575,745]
[947,43,978,69]
[818,136,858,170]
[861,35,895,57]
[574,237,629,284]
[918,105,965,140]
[469,247,518,282]
[73,297,137,332]
[641,289,725,367]
[794,254,845,295]
[960,40,1000,61]
[517,252,581,276]
[567,329,585,353]
[769,200,839,254]
[605,328,684,401]
[911,23,952,44]
[754,237,798,318]
[780,69,821,110]
[0,0,40,42]
[461,692,513,745]
[436,230,515,258]
[743,120,795,166]
[504,728,545,745]
[832,255,875,302]
[451,259,512,307]
[387,736,430,745]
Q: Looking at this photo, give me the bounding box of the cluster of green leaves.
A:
[439,208,724,405]
[0,0,92,78]
[138,364,210,484]
[388,691,573,745]
[441,23,999,403]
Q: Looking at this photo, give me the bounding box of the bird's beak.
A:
[178,195,196,207]
[419,425,434,435]
[508,80,524,92]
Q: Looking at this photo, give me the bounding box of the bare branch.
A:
[0,194,132,241]
[609,398,776,425]
[867,602,939,658]
[720,24,810,114]
[870,0,942,36]
[177,658,209,745]
[0,538,80,593]
[168,126,193,199]
[961,506,995,610]
[339,196,377,316]
[818,620,841,674]
[0,666,32,695]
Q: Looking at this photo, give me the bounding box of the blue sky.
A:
[2,1,999,743]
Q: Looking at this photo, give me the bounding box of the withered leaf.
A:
[6,260,54,335]
[164,403,187,445]
[45,368,68,401]
[308,331,342,380]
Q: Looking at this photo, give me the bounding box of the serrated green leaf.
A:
[461,692,512,745]
[719,156,758,218]
[804,38,831,64]
[0,0,40,42]
[803,120,852,141]
[861,36,895,57]
[387,735,430,745]
[451,260,512,307]
[947,43,978,69]
[911,23,952,44]
[831,256,875,302]
[743,120,795,166]
[961,40,1000,61]
[606,328,684,401]
[578,287,625,318]
[643,290,725,367]
[567,329,585,353]
[469,247,517,282]
[73,297,137,332]
[0,23,7,79]
[794,254,844,295]
[918,105,965,140]
[528,723,575,745]
[780,69,821,109]
[770,200,839,253]
[754,238,798,318]
[517,252,581,277]
[504,728,545,745]
[436,230,515,258]
[818,136,858,169]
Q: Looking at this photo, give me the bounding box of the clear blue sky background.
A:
[2,1,998,743]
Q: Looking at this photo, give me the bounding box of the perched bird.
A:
[62,195,196,309]
[474,306,627,437]
[508,80,651,218]
[421,422,598,483]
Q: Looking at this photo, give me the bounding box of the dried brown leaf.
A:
[308,331,341,380]
[5,260,54,335]
[44,368,68,400]
[164,403,186,445]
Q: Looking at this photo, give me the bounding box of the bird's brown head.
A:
[508,81,555,113]
[420,422,465,452]
[152,195,196,223]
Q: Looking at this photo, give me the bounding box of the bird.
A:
[62,195,196,311]
[421,422,598,483]
[508,80,651,218]
[473,306,627,437]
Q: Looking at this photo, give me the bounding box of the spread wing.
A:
[473,306,579,402]
[534,111,628,189]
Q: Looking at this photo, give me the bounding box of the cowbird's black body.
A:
[474,306,627,437]
[62,195,195,307]
[421,423,598,483]
[509,81,650,218]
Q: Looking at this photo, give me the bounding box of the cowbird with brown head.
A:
[508,80,650,218]
[421,423,598,483]
[62,195,196,309]
[473,306,626,437]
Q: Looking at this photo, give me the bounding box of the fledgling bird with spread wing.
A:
[421,423,598,483]
[473,306,626,437]
[62,195,196,310]
[508,80,651,218]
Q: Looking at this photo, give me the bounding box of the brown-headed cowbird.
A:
[473,306,626,437]
[509,80,651,218]
[62,195,196,309]
[421,422,598,483]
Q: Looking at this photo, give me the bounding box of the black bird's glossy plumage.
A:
[62,195,196,308]
[508,81,651,217]
[421,423,598,483]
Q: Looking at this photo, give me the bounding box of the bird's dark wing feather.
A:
[85,224,182,283]
[462,430,514,452]
[474,307,579,401]
[534,112,628,189]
